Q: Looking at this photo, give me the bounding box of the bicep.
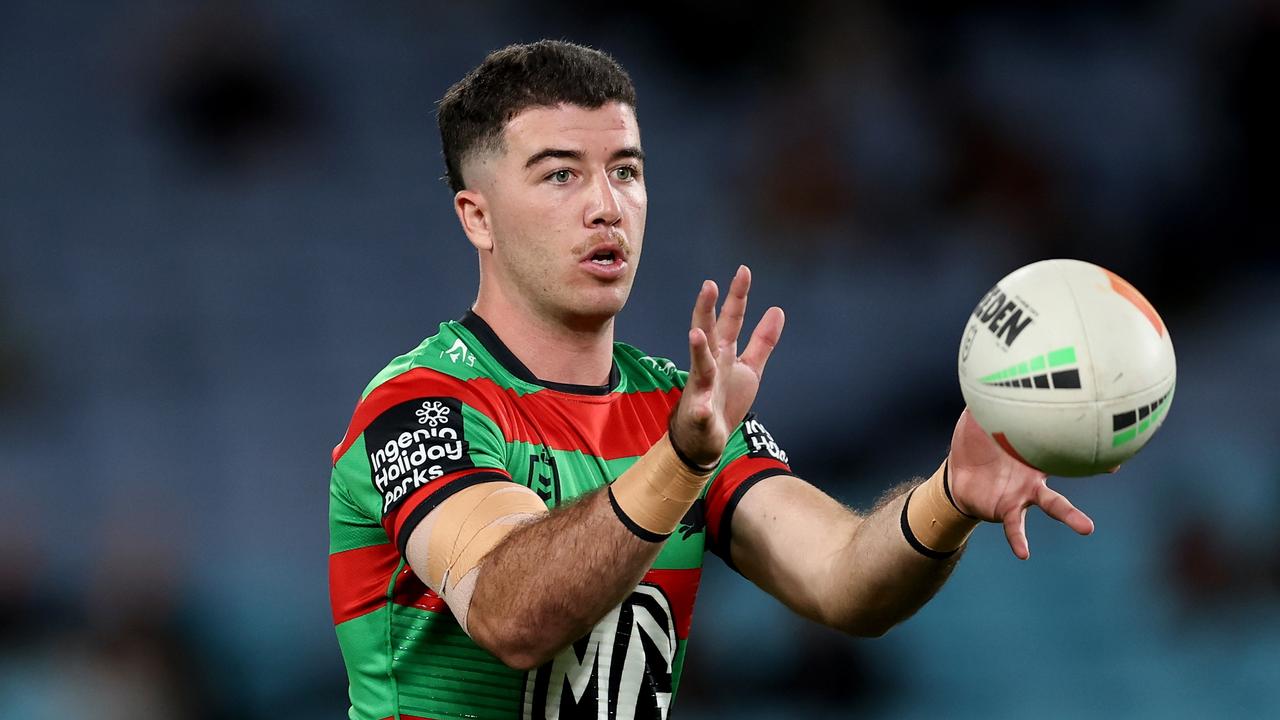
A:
[404,480,548,631]
[727,474,863,624]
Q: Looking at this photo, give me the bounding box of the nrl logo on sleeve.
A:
[364,397,474,516]
[742,415,788,463]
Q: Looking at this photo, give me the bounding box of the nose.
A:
[586,171,622,227]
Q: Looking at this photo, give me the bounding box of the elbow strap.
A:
[609,434,714,542]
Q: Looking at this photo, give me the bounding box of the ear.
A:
[455,189,493,252]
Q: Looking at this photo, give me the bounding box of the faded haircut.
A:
[437,40,637,193]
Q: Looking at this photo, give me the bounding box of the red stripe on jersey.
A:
[332,367,681,464]
[329,543,399,625]
[505,382,680,461]
[704,456,791,549]
[643,567,702,640]
[391,564,448,615]
[333,368,513,463]
[383,468,512,544]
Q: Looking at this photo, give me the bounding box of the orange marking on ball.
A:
[1103,269,1164,337]
[993,432,1039,470]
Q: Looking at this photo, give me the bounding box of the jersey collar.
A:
[459,311,620,396]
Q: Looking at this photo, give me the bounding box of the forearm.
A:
[466,488,662,669]
[464,433,712,669]
[823,480,969,636]
[732,466,977,638]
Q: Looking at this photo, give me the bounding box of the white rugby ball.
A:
[957,259,1176,476]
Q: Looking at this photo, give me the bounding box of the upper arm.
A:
[360,394,513,555]
[702,413,794,562]
[331,373,516,554]
[402,480,548,634]
[726,474,863,625]
[335,382,550,643]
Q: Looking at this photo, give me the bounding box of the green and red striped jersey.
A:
[329,312,792,720]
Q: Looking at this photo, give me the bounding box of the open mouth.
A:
[589,250,618,266]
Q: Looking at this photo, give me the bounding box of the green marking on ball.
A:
[1048,347,1076,368]
[981,346,1078,387]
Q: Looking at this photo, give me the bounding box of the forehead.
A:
[500,102,640,158]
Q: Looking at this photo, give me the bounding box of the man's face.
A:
[469,102,647,326]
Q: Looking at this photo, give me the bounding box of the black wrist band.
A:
[900,488,959,560]
[940,459,977,520]
[607,486,671,543]
[666,416,718,475]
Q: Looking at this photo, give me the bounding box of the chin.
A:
[564,288,630,325]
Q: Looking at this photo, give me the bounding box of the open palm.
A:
[948,408,1095,559]
[670,266,785,467]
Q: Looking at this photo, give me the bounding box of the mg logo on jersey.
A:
[523,584,676,720]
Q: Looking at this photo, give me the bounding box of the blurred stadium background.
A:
[2,1,1278,718]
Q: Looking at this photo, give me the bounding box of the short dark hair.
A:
[437,40,637,193]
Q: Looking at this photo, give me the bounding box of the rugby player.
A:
[328,40,1095,720]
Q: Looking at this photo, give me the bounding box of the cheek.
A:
[625,190,647,239]
[625,183,647,210]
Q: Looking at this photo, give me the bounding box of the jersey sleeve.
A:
[702,413,793,569]
[330,370,513,558]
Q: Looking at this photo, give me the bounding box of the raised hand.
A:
[947,409,1095,559]
[670,266,785,468]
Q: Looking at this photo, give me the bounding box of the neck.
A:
[472,291,616,388]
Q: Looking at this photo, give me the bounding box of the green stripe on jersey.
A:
[362,323,685,400]
[388,607,523,719]
[331,318,779,720]
[331,436,384,553]
[335,608,396,720]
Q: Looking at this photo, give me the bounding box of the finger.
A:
[738,306,785,376]
[1034,485,1095,536]
[691,280,720,358]
[1002,505,1031,560]
[715,265,750,352]
[686,328,717,393]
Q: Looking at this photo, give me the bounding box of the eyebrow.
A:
[523,146,645,169]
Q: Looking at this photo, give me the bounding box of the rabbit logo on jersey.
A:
[364,397,474,516]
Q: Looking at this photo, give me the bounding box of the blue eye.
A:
[614,166,638,181]
[549,170,572,183]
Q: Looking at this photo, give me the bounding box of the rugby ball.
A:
[957,259,1176,476]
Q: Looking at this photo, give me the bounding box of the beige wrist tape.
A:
[407,482,547,633]
[903,459,979,557]
[609,433,714,541]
